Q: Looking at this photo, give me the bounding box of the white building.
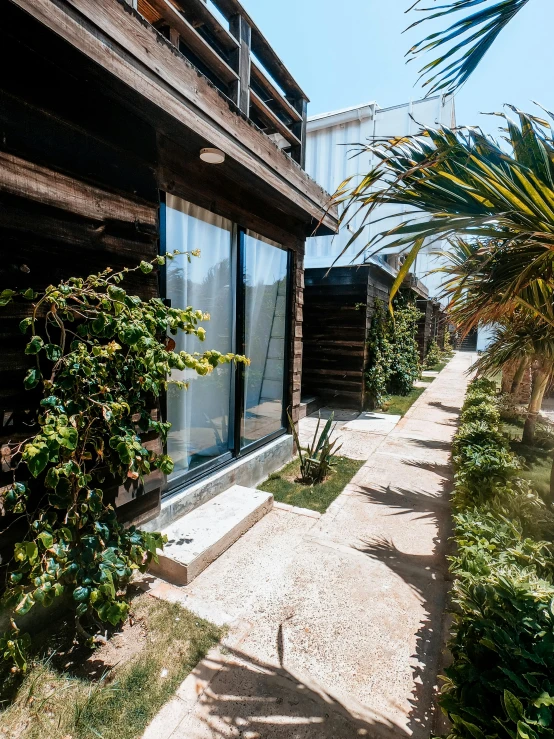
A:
[304,95,492,351]
[305,95,456,302]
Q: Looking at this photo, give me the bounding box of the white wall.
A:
[304,95,456,300]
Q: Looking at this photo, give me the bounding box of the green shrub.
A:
[459,400,501,426]
[365,297,421,406]
[424,339,443,368]
[438,378,554,738]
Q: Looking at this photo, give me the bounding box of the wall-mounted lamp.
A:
[200,147,225,164]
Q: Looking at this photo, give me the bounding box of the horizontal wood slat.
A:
[146,0,239,84]
[0,151,157,227]
[250,62,302,123]
[250,90,302,148]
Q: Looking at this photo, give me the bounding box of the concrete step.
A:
[149,486,273,586]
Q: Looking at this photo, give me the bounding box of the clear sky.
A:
[242,0,554,138]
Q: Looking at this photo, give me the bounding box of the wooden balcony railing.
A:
[129,0,308,167]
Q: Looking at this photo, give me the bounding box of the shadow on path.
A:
[195,644,409,739]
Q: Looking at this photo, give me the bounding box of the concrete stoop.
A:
[149,486,273,586]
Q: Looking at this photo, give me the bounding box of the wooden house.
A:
[0,0,338,551]
[302,265,446,411]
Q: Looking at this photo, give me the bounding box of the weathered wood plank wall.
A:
[302,266,392,410]
[0,1,308,563]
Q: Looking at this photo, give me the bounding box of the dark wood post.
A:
[230,14,251,115]
[289,97,307,168]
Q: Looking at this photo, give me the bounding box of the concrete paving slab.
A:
[143,353,476,739]
[343,412,401,435]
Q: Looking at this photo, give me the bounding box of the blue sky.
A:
[243,0,554,138]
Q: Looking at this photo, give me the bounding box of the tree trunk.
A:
[549,456,554,507]
[510,357,529,397]
[522,364,550,445]
[501,366,512,395]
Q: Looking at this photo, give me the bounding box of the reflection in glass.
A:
[242,231,288,447]
[165,195,234,480]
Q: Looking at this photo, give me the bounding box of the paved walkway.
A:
[142,353,475,739]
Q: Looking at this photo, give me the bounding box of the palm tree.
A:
[471,317,554,444]
[434,238,554,443]
[332,108,554,322]
[406,0,531,94]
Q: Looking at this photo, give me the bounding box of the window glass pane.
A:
[164,195,234,480]
[242,231,288,447]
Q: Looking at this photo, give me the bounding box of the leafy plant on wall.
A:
[0,253,247,668]
[365,297,421,407]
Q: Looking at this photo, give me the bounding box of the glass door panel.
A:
[241,230,288,448]
[164,195,234,484]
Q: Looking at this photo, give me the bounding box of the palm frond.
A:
[406,0,531,94]
[332,108,554,314]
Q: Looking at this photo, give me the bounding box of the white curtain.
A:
[242,230,287,446]
[165,195,234,479]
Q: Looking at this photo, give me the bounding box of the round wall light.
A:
[200,147,225,164]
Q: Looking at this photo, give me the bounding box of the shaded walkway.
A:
[142,352,475,738]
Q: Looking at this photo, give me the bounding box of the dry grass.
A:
[0,593,222,739]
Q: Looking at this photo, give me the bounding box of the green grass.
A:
[379,386,426,416]
[258,455,364,513]
[0,594,222,739]
[504,419,554,501]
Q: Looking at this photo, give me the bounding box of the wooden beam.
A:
[211,0,308,101]
[172,0,238,53]
[0,151,157,226]
[250,61,301,123]
[290,96,307,168]
[250,90,301,148]
[229,13,250,114]
[146,0,238,84]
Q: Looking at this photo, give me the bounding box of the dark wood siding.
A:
[302,265,393,410]
[0,3,309,562]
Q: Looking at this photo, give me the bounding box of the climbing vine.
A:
[365,297,421,407]
[0,253,247,663]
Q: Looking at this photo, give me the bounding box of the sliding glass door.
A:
[164,196,235,484]
[162,195,289,492]
[242,231,288,449]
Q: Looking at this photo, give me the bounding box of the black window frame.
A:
[159,194,292,497]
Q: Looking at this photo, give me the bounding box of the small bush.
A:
[424,339,443,368]
[438,378,554,738]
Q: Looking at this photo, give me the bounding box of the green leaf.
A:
[19,317,33,333]
[0,289,16,306]
[72,586,90,603]
[534,692,554,708]
[21,288,37,300]
[44,344,62,362]
[140,260,154,274]
[25,336,44,355]
[505,690,524,723]
[23,442,49,477]
[23,368,41,390]
[37,531,53,549]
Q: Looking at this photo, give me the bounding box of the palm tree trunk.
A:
[522,363,550,445]
[501,366,512,395]
[510,357,529,397]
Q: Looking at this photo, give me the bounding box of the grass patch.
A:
[258,455,364,513]
[0,593,222,739]
[424,359,449,373]
[504,419,554,501]
[379,386,426,416]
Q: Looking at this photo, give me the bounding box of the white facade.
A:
[305,95,456,305]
